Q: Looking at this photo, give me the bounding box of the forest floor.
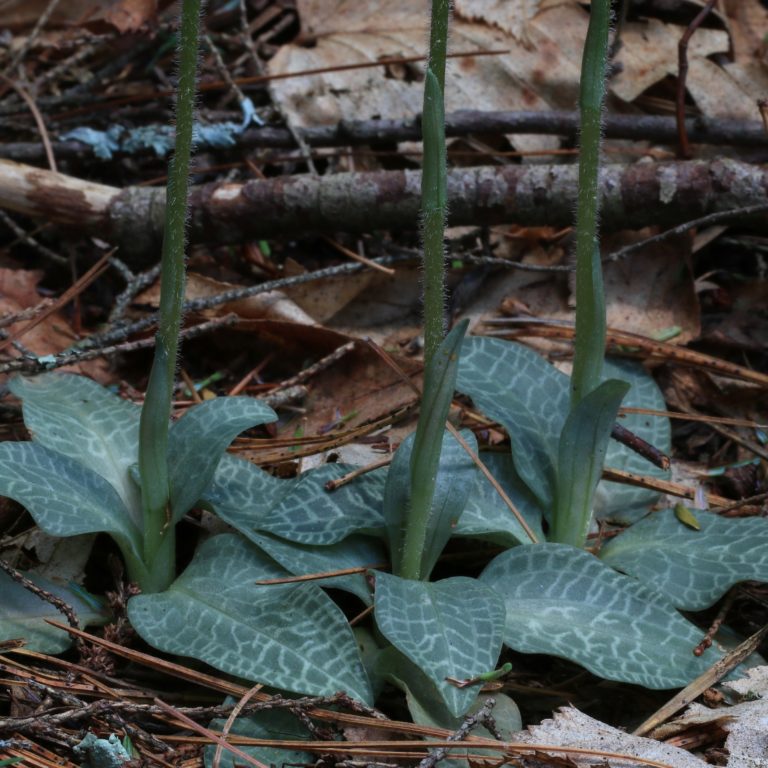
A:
[1,1,768,766]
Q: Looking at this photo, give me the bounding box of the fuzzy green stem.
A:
[570,0,611,406]
[427,0,449,92]
[421,69,448,368]
[551,0,614,548]
[400,0,452,583]
[138,0,202,593]
[421,0,450,367]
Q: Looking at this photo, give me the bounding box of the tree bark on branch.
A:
[1,157,767,262]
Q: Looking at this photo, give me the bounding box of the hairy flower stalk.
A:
[398,0,454,582]
[138,0,203,593]
[421,0,450,368]
[551,0,630,548]
[570,0,611,405]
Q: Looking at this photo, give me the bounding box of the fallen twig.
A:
[3,158,768,260]
[3,110,767,165]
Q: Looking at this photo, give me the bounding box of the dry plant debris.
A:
[0,0,767,766]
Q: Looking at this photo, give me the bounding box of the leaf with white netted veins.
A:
[167,397,276,523]
[595,359,671,521]
[243,531,383,604]
[374,573,504,717]
[203,454,385,545]
[0,570,108,653]
[600,509,768,610]
[379,643,522,745]
[128,534,372,703]
[457,338,671,518]
[481,543,720,688]
[457,336,569,507]
[455,451,544,545]
[11,374,142,523]
[552,379,629,546]
[0,441,141,560]
[205,706,314,768]
[383,429,477,578]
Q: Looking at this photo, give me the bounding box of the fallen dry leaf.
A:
[517,706,708,767]
[454,0,572,44]
[282,270,380,324]
[653,666,768,768]
[601,232,700,344]
[224,319,421,464]
[698,276,768,353]
[282,337,419,437]
[724,664,768,698]
[135,272,318,325]
[270,0,588,153]
[326,265,423,345]
[0,268,110,382]
[614,5,768,124]
[461,232,700,350]
[271,0,741,153]
[612,18,728,104]
[685,59,768,123]
[0,0,168,32]
[723,0,768,65]
[101,0,161,32]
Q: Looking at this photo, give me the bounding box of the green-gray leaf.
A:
[456,452,545,546]
[0,441,142,564]
[380,644,473,735]
[203,455,385,545]
[407,685,522,766]
[128,534,372,703]
[379,644,522,745]
[243,531,383,604]
[0,571,108,652]
[10,374,142,523]
[480,543,720,689]
[407,322,469,577]
[384,429,477,578]
[410,685,521,737]
[600,509,768,610]
[374,573,504,717]
[168,397,277,523]
[456,340,671,519]
[355,627,388,699]
[551,378,629,546]
[204,706,313,768]
[457,337,568,508]
[597,359,672,521]
[412,320,468,487]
